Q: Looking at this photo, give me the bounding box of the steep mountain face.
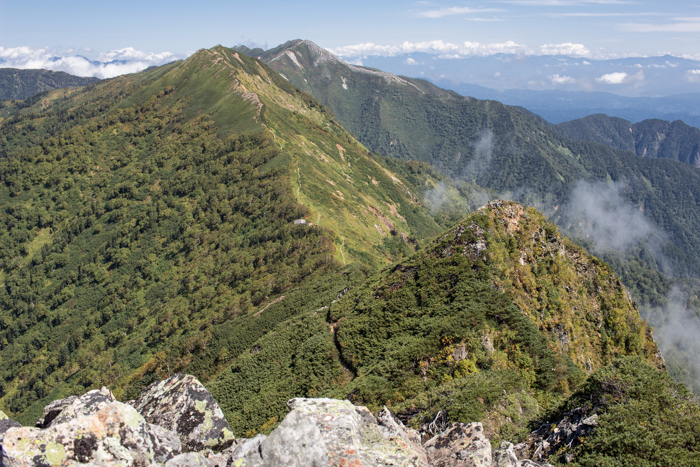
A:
[241,40,700,279]
[208,201,661,441]
[555,114,700,167]
[0,68,99,101]
[0,45,468,423]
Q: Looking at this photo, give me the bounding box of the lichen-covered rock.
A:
[423,422,492,467]
[243,410,329,467]
[0,409,20,444]
[35,395,79,428]
[246,397,428,467]
[36,387,115,428]
[1,401,181,466]
[165,452,214,466]
[207,434,267,466]
[376,406,428,466]
[493,441,519,467]
[131,374,234,452]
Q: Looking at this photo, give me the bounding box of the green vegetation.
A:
[0,45,468,423]
[251,40,700,279]
[0,68,99,101]
[554,113,700,167]
[553,357,700,467]
[208,201,661,441]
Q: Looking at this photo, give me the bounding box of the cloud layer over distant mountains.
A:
[0,47,190,79]
[329,40,591,59]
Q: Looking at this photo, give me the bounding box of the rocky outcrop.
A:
[130,374,234,452]
[36,387,116,428]
[518,407,598,464]
[424,422,491,467]
[0,380,561,466]
[1,400,181,466]
[240,398,428,466]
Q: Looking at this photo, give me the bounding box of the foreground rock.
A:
[0,378,560,466]
[1,400,181,466]
[239,398,428,467]
[424,422,491,467]
[36,386,116,428]
[130,374,234,452]
[0,410,20,443]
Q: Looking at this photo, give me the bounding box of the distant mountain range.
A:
[0,68,99,100]
[343,53,700,128]
[553,114,700,167]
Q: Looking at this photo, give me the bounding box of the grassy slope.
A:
[254,41,700,280]
[0,46,468,423]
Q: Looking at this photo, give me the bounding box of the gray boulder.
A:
[165,452,214,466]
[493,441,520,467]
[1,400,181,466]
[423,422,492,467]
[130,374,234,452]
[35,387,115,428]
[238,398,427,467]
[243,410,329,467]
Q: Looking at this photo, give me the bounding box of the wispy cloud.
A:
[0,46,189,79]
[417,6,504,18]
[620,18,700,33]
[501,0,634,5]
[330,40,532,58]
[552,12,664,17]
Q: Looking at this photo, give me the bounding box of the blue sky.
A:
[1,0,699,80]
[1,0,699,57]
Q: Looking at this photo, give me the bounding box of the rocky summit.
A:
[0,374,556,466]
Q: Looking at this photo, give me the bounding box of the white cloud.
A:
[330,40,532,58]
[539,42,591,57]
[404,57,420,65]
[0,46,188,79]
[550,74,575,84]
[417,6,503,18]
[686,69,700,82]
[595,70,645,84]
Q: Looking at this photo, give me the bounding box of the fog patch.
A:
[463,130,494,180]
[564,180,665,256]
[646,287,700,394]
[424,182,449,213]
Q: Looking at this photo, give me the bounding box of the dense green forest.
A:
[1,44,699,464]
[0,68,99,101]
[0,46,471,424]
[554,113,700,167]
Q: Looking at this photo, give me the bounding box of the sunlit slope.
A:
[0,45,467,423]
[247,40,700,279]
[208,201,662,437]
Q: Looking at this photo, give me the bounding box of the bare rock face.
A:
[1,400,181,466]
[424,422,492,467]
[130,374,234,452]
[36,387,115,428]
[240,398,428,467]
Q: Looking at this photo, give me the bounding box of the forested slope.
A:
[0,45,468,423]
